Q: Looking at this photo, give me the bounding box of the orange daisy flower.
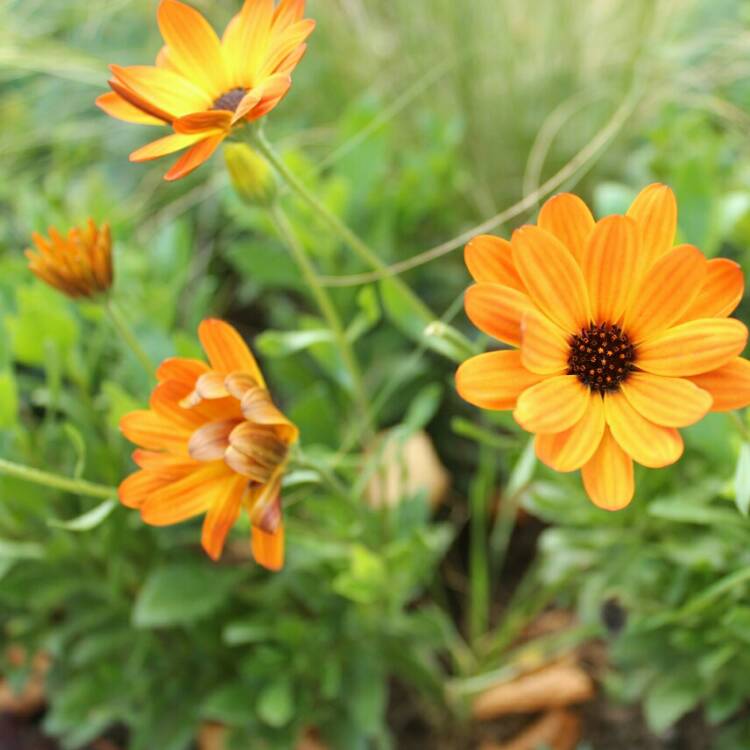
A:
[457,184,750,510]
[119,319,298,570]
[96,0,314,181]
[26,219,113,300]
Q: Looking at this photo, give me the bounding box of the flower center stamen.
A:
[567,322,636,393]
[212,88,247,112]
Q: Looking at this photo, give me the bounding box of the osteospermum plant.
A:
[97,0,314,180]
[457,184,750,509]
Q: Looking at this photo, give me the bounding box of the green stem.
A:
[250,127,436,322]
[268,203,374,440]
[730,410,750,442]
[105,298,154,377]
[0,458,115,499]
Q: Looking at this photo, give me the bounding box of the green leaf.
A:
[255,328,334,357]
[734,442,750,516]
[0,538,44,560]
[256,678,294,728]
[403,383,442,432]
[48,498,118,532]
[132,563,238,628]
[0,368,19,428]
[333,545,388,604]
[62,422,87,479]
[644,672,702,734]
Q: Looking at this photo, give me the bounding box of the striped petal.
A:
[513,375,589,434]
[251,523,285,571]
[623,244,707,343]
[273,0,306,30]
[535,391,605,471]
[604,392,683,468]
[198,319,266,384]
[222,0,274,86]
[464,283,530,347]
[681,258,744,320]
[582,215,640,325]
[512,225,590,334]
[96,92,166,125]
[689,357,750,411]
[157,0,229,96]
[157,357,209,385]
[257,19,315,79]
[626,183,677,268]
[581,428,634,511]
[537,193,595,262]
[119,470,171,509]
[200,474,247,560]
[520,309,570,374]
[455,350,544,411]
[164,134,226,180]
[464,235,525,290]
[637,318,748,377]
[621,372,712,427]
[120,410,192,455]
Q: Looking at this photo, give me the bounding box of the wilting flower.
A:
[119,319,298,569]
[97,0,314,181]
[457,184,750,509]
[25,219,113,300]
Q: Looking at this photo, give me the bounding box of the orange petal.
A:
[621,372,712,427]
[150,380,206,430]
[520,309,570,375]
[132,450,202,479]
[689,357,750,411]
[513,375,589,434]
[173,110,233,134]
[110,64,211,119]
[626,183,677,268]
[156,357,209,385]
[96,91,165,125]
[464,283,530,347]
[537,192,595,262]
[188,419,239,461]
[273,0,306,30]
[240,388,299,444]
[581,428,634,510]
[119,470,171,509]
[681,258,744,320]
[140,462,231,525]
[157,0,229,96]
[582,215,640,324]
[164,134,226,180]
[120,409,192,455]
[130,132,210,162]
[535,391,604,471]
[222,0,274,87]
[231,89,263,123]
[637,318,748,377]
[198,319,266,383]
[512,225,590,334]
[455,350,544,410]
[464,235,525,290]
[200,474,247,560]
[623,244,707,343]
[257,18,315,80]
[242,74,291,122]
[251,523,285,571]
[604,392,683,468]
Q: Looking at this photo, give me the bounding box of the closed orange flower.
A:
[119,319,298,569]
[25,219,113,300]
[457,184,750,510]
[97,0,314,181]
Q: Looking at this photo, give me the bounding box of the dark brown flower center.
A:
[212,87,247,112]
[567,322,636,393]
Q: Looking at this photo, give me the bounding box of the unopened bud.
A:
[224,143,277,207]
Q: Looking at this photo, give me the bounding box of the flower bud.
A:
[224,143,277,207]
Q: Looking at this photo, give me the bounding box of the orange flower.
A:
[119,319,298,569]
[96,0,314,181]
[457,184,750,510]
[26,219,113,300]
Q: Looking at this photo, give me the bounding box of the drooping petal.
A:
[157,0,229,96]
[604,392,683,468]
[621,372,712,427]
[200,473,248,560]
[512,225,590,334]
[240,387,299,443]
[198,319,266,384]
[681,258,744,320]
[96,92,166,125]
[626,183,677,268]
[581,428,634,511]
[455,350,544,410]
[637,318,747,376]
[537,192,595,262]
[513,375,589,434]
[689,357,750,411]
[464,235,525,290]
[520,309,570,374]
[622,244,707,343]
[222,0,274,86]
[582,215,641,325]
[251,523,284,571]
[164,133,226,180]
[246,469,283,532]
[464,283,530,347]
[140,462,232,525]
[535,391,605,471]
[129,132,210,162]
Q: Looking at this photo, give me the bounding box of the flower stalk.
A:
[0,458,116,500]
[104,297,155,377]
